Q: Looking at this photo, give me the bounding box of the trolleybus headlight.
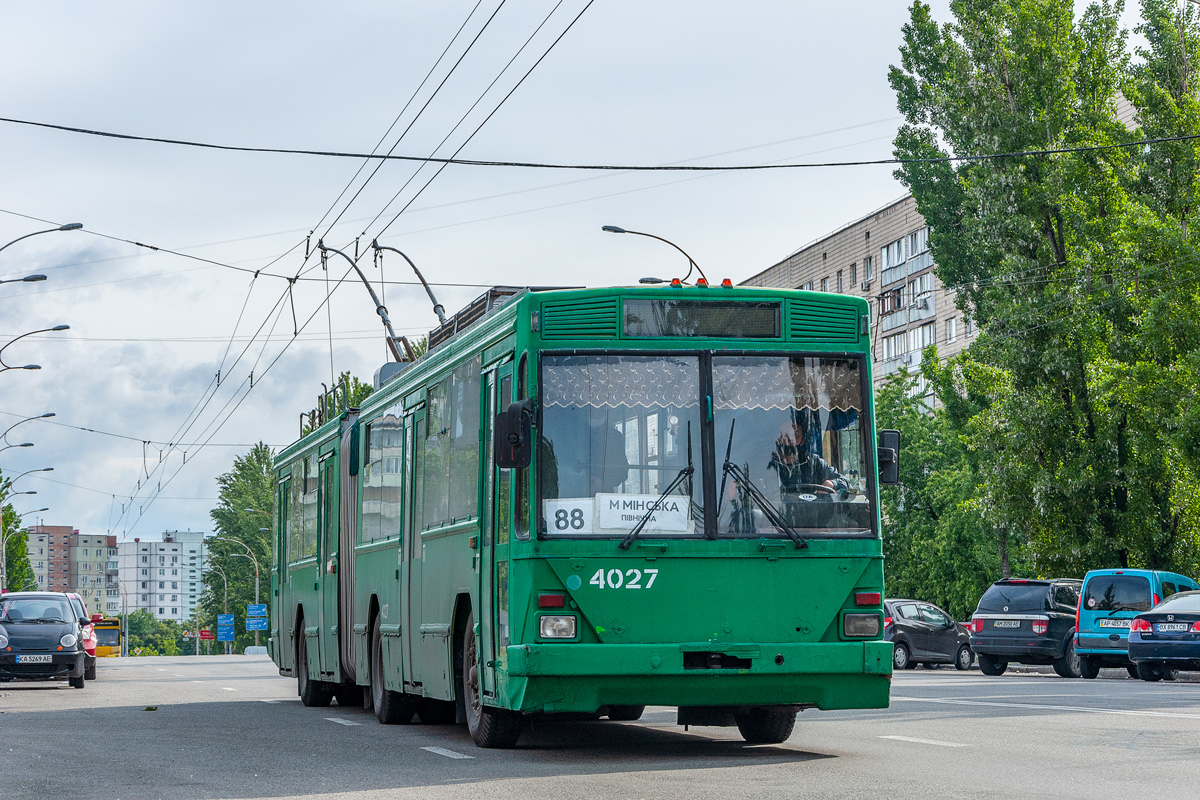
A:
[539,615,577,639]
[843,614,880,638]
[60,633,78,647]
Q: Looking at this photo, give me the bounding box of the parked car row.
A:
[0,590,100,688]
[893,568,1200,682]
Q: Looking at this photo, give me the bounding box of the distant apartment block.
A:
[24,526,118,615]
[741,194,974,398]
[117,531,208,623]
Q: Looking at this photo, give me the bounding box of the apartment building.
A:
[117,531,208,623]
[741,194,974,398]
[22,526,119,615]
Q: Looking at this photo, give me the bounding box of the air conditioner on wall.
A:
[860,281,871,291]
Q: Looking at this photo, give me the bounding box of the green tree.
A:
[1,474,38,592]
[122,609,183,656]
[889,0,1200,577]
[204,443,274,653]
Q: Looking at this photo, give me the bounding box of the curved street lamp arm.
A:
[602,227,707,283]
[371,241,448,325]
[3,412,54,446]
[318,241,413,362]
[0,223,82,258]
[0,326,69,370]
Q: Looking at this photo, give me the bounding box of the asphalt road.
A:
[2,656,1197,799]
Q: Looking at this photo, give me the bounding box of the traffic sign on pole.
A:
[217,614,234,626]
[246,617,268,631]
[217,625,235,642]
[199,629,215,640]
[247,604,267,617]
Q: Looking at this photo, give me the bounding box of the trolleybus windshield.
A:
[538,352,873,539]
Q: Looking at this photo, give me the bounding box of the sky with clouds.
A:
[5,0,1146,541]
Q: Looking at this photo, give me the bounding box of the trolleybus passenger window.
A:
[361,422,382,542]
[712,355,872,537]
[379,403,404,539]
[420,356,482,528]
[540,354,702,537]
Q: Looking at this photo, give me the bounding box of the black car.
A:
[968,578,1082,678]
[0,592,88,688]
[885,599,973,671]
[1128,590,1200,682]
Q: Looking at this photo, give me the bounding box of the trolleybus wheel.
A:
[370,617,415,724]
[462,610,523,748]
[334,684,362,707]
[297,622,332,707]
[734,706,796,744]
[606,705,646,721]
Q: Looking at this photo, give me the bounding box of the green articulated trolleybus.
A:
[269,282,900,748]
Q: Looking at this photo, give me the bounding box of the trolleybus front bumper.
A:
[505,640,892,713]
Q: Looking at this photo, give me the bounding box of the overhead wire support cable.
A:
[9,116,1200,171]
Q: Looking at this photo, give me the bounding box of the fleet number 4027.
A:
[589,568,658,589]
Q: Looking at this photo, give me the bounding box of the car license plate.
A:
[1155,623,1189,633]
[993,620,1020,629]
[15,654,52,664]
[1098,618,1131,629]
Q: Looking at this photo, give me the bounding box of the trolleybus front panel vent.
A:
[541,298,619,340]
[787,300,859,344]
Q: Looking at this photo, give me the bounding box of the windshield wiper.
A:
[723,460,808,549]
[620,424,693,550]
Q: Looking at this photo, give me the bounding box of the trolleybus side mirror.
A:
[495,398,536,469]
[877,429,900,485]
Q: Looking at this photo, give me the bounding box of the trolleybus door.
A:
[478,365,508,697]
[318,452,339,679]
[402,411,422,692]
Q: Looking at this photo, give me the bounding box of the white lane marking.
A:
[422,746,473,759]
[880,735,971,748]
[325,717,361,726]
[260,699,280,704]
[156,668,166,671]
[191,680,204,684]
[221,687,237,692]
[893,696,1200,720]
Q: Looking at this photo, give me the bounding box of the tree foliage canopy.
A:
[885,0,1200,596]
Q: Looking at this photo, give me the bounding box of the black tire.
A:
[892,643,911,671]
[1164,668,1180,682]
[954,646,973,672]
[463,610,524,748]
[1079,655,1100,680]
[417,698,458,724]
[1137,662,1163,682]
[84,659,97,681]
[1053,639,1081,678]
[607,705,646,721]
[69,675,85,689]
[978,654,1008,676]
[1127,664,1140,679]
[371,617,415,724]
[297,625,332,707]
[734,707,797,744]
[921,662,941,670]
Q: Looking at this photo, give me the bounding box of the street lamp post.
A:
[212,535,261,648]
[0,326,70,373]
[602,225,708,284]
[0,223,83,258]
[2,412,55,449]
[0,274,47,285]
[209,563,230,655]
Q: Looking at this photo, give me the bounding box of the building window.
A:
[864,255,874,281]
[158,608,164,615]
[965,318,974,337]
[836,270,843,293]
[909,322,935,353]
[908,226,930,257]
[159,582,165,589]
[141,582,148,589]
[802,281,813,291]
[171,608,178,615]
[881,332,907,361]
[882,238,905,269]
[820,277,829,292]
[879,288,903,315]
[159,569,165,576]
[947,317,958,343]
[141,569,148,576]
[850,264,857,286]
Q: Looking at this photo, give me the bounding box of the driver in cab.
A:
[768,413,849,498]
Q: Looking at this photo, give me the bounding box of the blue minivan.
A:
[1075,569,1200,678]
